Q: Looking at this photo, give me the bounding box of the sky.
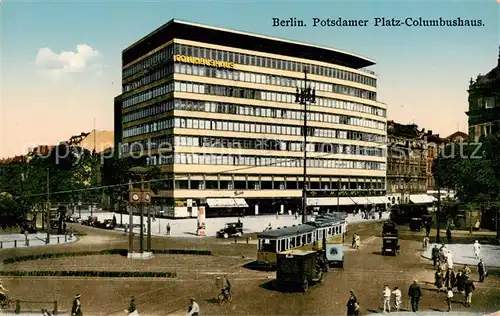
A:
[1,0,499,158]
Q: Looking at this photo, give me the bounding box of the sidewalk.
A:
[76,211,390,238]
[0,233,76,249]
[422,243,500,268]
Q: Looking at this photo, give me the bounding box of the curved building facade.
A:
[116,19,387,218]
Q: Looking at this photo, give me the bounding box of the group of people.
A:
[346,280,423,315]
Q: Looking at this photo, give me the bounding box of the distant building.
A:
[425,131,447,191]
[445,131,468,143]
[386,120,430,205]
[67,130,114,154]
[467,47,500,142]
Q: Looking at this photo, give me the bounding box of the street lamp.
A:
[295,68,316,224]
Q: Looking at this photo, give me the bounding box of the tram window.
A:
[335,226,339,234]
[307,233,312,243]
[290,237,296,248]
[260,239,277,252]
[296,236,301,246]
[280,239,286,251]
[328,228,332,235]
[302,235,306,245]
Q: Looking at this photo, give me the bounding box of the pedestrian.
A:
[444,268,453,289]
[71,294,82,316]
[473,240,481,259]
[446,287,453,312]
[446,227,452,243]
[463,264,471,280]
[187,298,199,316]
[422,236,429,251]
[456,270,465,293]
[166,223,171,236]
[477,259,486,282]
[379,210,382,219]
[351,234,356,249]
[124,296,139,316]
[425,222,431,237]
[382,285,391,313]
[346,290,360,316]
[446,250,454,270]
[392,286,402,312]
[355,234,360,249]
[408,280,422,312]
[464,279,475,307]
[435,269,443,292]
[431,245,439,268]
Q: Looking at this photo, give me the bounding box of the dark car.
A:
[95,219,115,230]
[216,222,243,238]
[276,250,325,292]
[409,217,423,231]
[382,236,400,256]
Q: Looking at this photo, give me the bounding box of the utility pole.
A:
[128,180,133,254]
[295,68,316,224]
[337,178,340,213]
[436,153,441,244]
[139,176,144,253]
[46,168,50,244]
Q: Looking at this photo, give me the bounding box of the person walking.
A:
[346,290,360,316]
[382,285,391,313]
[392,286,402,312]
[422,236,429,251]
[446,227,452,243]
[408,280,422,312]
[71,294,82,316]
[463,264,471,280]
[464,279,475,307]
[446,287,453,312]
[166,223,171,236]
[431,245,439,268]
[352,234,356,249]
[187,298,199,316]
[456,270,465,293]
[478,259,486,282]
[124,296,138,316]
[434,269,443,292]
[355,234,361,249]
[473,240,481,259]
[425,222,431,237]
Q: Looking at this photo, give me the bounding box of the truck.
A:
[276,250,326,292]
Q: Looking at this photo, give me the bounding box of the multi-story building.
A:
[115,19,387,218]
[386,121,431,205]
[425,130,446,191]
[467,47,500,141]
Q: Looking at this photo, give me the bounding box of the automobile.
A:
[409,217,423,232]
[96,219,115,230]
[382,236,400,256]
[382,221,399,237]
[325,244,344,268]
[276,250,326,292]
[65,215,80,223]
[216,222,243,238]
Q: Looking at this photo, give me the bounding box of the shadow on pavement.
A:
[242,261,275,272]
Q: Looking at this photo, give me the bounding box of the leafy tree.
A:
[0,192,29,229]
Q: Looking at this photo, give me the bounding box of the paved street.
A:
[0,221,498,315]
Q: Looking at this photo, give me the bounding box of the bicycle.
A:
[217,287,232,305]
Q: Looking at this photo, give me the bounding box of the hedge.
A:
[3,249,212,264]
[0,270,176,278]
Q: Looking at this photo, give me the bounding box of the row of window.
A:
[123,62,174,93]
[174,63,376,101]
[123,98,385,130]
[173,44,376,86]
[146,153,386,170]
[175,81,384,116]
[122,116,386,143]
[122,83,174,108]
[120,135,385,157]
[123,44,174,78]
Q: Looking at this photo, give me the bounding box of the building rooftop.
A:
[123,19,376,70]
[469,46,500,88]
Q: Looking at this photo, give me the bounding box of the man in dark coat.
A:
[446,227,452,243]
[456,271,466,293]
[408,280,422,312]
[464,279,475,307]
[431,245,439,267]
[478,259,486,282]
[425,222,431,237]
[346,290,359,316]
[71,294,82,316]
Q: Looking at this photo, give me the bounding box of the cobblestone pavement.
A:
[0,221,498,315]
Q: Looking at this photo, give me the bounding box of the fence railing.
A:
[0,233,75,249]
[7,299,59,314]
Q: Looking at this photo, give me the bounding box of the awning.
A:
[207,198,248,208]
[307,197,356,206]
[410,194,434,204]
[350,197,370,205]
[234,198,248,207]
[367,196,386,204]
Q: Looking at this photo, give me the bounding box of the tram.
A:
[256,214,347,267]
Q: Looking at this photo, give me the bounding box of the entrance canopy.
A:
[350,197,370,205]
[307,197,356,206]
[206,198,248,208]
[410,194,435,204]
[366,196,386,204]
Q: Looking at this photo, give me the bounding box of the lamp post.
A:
[46,168,50,244]
[295,68,316,224]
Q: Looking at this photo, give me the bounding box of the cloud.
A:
[35,44,103,79]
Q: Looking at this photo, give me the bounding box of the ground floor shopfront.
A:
[150,193,388,218]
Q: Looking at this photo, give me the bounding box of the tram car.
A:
[256,214,347,268]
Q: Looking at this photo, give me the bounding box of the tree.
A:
[0,192,29,229]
